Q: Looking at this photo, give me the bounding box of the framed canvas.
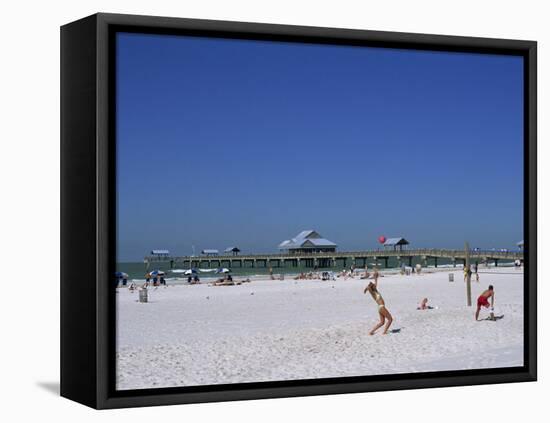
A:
[61,13,537,409]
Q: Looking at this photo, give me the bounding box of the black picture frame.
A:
[61,12,537,409]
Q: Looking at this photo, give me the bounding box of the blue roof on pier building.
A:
[279,230,337,250]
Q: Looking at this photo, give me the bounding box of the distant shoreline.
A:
[116,261,520,285]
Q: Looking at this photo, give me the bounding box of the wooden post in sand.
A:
[465,241,472,306]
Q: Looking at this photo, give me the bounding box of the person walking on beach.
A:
[475,285,495,321]
[373,267,380,287]
[364,282,393,335]
[473,263,479,282]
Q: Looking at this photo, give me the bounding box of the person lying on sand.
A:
[360,265,371,279]
[364,282,393,335]
[212,280,235,286]
[476,285,495,321]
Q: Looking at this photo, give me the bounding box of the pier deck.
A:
[145,249,523,269]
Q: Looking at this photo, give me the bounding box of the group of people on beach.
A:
[363,267,497,335]
[294,271,332,280]
[210,274,252,286]
[144,274,166,287]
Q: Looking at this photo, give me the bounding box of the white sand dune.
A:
[116,268,524,390]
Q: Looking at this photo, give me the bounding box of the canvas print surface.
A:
[115,32,524,390]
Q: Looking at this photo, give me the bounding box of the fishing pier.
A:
[145,249,523,270]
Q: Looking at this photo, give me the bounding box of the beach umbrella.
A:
[216,268,231,274]
[114,272,129,279]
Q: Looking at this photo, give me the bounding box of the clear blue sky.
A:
[116,32,523,262]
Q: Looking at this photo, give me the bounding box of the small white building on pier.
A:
[278,230,337,255]
[150,249,170,259]
[383,237,410,251]
[517,240,524,250]
[225,247,241,256]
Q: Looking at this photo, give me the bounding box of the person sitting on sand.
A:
[475,285,495,321]
[417,297,434,310]
[364,282,393,335]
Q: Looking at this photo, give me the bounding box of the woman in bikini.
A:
[364,282,393,335]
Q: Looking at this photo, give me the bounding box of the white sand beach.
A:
[116,267,524,390]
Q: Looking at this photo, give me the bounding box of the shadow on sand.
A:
[482,315,505,321]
